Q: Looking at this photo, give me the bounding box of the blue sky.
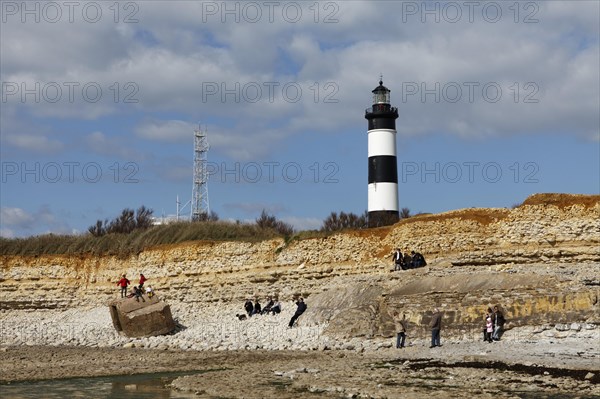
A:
[1,1,599,237]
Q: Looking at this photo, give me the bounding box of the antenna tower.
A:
[191,124,210,220]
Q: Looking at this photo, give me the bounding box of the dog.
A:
[235,313,247,321]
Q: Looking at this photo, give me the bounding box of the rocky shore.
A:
[1,289,598,397]
[1,194,598,397]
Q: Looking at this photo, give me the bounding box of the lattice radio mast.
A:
[191,124,210,220]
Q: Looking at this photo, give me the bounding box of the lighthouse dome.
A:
[372,80,391,104]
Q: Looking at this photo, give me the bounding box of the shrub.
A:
[321,211,368,232]
[256,210,294,237]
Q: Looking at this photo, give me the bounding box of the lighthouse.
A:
[365,79,399,227]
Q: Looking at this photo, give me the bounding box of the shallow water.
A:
[0,372,199,399]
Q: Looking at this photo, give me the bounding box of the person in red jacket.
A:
[117,274,130,298]
[138,273,147,289]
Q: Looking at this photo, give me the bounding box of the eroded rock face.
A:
[0,194,598,336]
[304,273,599,340]
[108,295,175,338]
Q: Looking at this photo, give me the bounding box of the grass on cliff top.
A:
[520,193,600,209]
[0,220,284,258]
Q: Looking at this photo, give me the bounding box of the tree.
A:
[88,206,154,236]
[256,209,294,237]
[135,206,154,229]
[321,211,368,232]
[88,219,108,237]
[107,208,135,234]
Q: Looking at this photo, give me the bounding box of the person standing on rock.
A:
[289,297,307,328]
[394,312,407,348]
[492,306,505,341]
[138,273,147,289]
[117,274,130,298]
[429,308,442,348]
[484,308,494,343]
[393,248,403,271]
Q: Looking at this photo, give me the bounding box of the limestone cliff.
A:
[1,194,598,339]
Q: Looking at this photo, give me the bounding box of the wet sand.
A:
[1,341,598,399]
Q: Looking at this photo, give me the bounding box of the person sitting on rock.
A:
[145,285,154,298]
[402,252,412,270]
[117,274,130,298]
[132,286,145,302]
[270,298,281,315]
[412,251,427,268]
[253,299,262,315]
[244,299,254,317]
[262,296,274,314]
[289,297,307,327]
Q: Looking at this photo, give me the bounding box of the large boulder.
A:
[108,295,176,338]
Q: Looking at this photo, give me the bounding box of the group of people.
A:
[116,273,153,302]
[240,296,307,328]
[392,249,427,271]
[393,306,506,349]
[484,306,505,342]
[243,296,282,317]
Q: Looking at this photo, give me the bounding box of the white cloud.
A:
[135,119,196,141]
[85,131,144,160]
[0,206,74,238]
[3,133,64,153]
[1,0,598,160]
[281,216,322,231]
[0,207,35,229]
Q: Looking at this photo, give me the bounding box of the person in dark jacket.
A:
[132,286,145,302]
[270,298,281,314]
[392,248,403,271]
[288,297,307,327]
[412,251,427,268]
[492,305,505,341]
[244,299,254,317]
[262,296,274,314]
[403,252,412,270]
[253,299,262,315]
[429,308,442,348]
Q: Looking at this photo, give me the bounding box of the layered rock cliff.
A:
[1,194,598,340]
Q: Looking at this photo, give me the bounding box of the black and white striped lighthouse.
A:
[365,79,399,227]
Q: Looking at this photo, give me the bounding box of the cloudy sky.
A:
[1,0,599,238]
